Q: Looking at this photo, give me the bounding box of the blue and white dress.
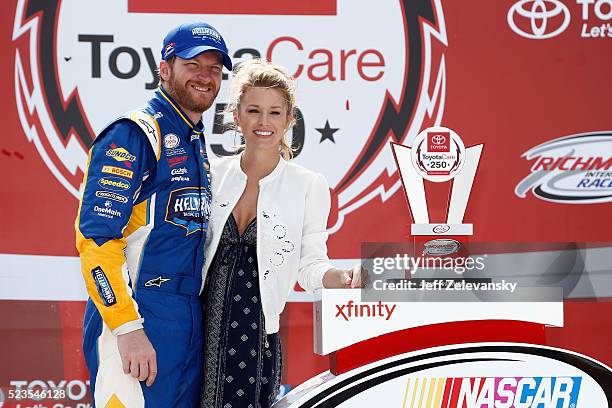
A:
[200,213,282,408]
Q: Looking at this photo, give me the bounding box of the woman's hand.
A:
[323,265,368,288]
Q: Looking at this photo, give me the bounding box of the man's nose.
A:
[196,67,213,81]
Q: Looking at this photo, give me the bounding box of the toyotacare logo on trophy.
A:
[412,127,465,182]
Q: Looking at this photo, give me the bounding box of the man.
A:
[75,22,232,407]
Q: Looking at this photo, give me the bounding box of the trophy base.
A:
[411,223,473,236]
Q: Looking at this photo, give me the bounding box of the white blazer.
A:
[202,154,334,333]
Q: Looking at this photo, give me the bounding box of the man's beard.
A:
[165,73,218,116]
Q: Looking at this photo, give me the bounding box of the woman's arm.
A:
[296,173,335,292]
[297,173,367,290]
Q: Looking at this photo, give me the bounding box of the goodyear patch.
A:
[102,165,134,179]
[95,190,128,203]
[91,266,117,306]
[106,147,136,162]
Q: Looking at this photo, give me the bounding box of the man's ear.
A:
[159,60,171,82]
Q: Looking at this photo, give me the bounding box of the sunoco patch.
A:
[92,266,117,306]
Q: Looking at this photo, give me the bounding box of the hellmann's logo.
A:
[404,376,581,408]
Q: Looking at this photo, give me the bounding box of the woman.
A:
[200,59,362,408]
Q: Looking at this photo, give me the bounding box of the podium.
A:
[275,290,610,407]
[314,290,559,375]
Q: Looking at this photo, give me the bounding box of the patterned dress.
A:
[200,213,282,408]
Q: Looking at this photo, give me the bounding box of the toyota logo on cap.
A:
[507,0,571,39]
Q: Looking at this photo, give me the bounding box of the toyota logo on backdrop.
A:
[508,0,571,39]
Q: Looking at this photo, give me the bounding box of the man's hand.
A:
[117,329,157,387]
[323,265,369,288]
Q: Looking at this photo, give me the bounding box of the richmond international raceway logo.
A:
[12,0,448,232]
[515,131,612,203]
[507,0,571,39]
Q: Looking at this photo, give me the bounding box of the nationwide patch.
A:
[98,176,130,191]
[165,187,211,235]
[91,266,117,306]
[106,147,136,162]
[102,165,133,179]
[95,190,128,203]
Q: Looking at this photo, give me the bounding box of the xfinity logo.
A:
[335,300,396,321]
[507,0,571,39]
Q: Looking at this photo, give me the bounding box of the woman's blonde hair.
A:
[226,59,297,160]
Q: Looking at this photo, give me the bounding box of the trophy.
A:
[391,126,483,261]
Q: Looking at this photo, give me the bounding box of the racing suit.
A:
[76,87,211,407]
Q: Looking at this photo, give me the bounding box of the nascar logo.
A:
[403,377,581,408]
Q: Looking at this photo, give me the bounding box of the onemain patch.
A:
[92,266,117,306]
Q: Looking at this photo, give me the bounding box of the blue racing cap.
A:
[162,22,232,70]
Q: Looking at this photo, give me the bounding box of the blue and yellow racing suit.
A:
[75,87,211,407]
